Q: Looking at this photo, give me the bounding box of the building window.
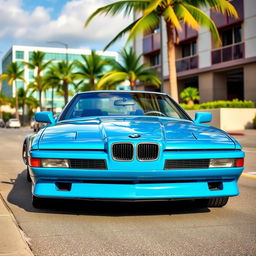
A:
[29,70,34,80]
[149,53,160,66]
[16,80,24,89]
[221,25,242,46]
[181,40,197,58]
[16,51,24,59]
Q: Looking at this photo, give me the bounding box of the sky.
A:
[0,0,132,59]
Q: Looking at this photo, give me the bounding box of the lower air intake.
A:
[164,159,210,169]
[69,159,107,169]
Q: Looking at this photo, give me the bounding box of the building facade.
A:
[133,0,256,102]
[1,45,118,112]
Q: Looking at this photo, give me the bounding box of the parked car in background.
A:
[0,119,5,128]
[6,119,21,128]
[22,91,244,208]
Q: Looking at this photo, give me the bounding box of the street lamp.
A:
[46,41,69,113]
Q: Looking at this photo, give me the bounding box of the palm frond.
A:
[97,71,127,89]
[183,3,221,43]
[104,18,141,50]
[85,0,149,27]
[163,6,181,31]
[127,11,160,42]
[174,4,199,30]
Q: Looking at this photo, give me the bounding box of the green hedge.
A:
[180,99,255,110]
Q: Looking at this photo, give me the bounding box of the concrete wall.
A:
[187,108,256,131]
[244,62,256,100]
[198,72,214,102]
[244,0,256,58]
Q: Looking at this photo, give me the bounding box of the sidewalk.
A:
[0,193,33,256]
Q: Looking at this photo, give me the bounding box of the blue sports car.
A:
[22,91,244,208]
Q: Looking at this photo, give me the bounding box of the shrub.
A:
[181,99,255,110]
[180,87,199,105]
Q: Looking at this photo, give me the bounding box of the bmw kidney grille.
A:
[112,143,159,161]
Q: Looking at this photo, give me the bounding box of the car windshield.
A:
[60,92,190,120]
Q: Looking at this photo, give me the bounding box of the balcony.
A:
[143,32,160,54]
[176,55,198,73]
[145,65,162,76]
[211,42,245,65]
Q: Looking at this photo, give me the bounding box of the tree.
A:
[75,50,106,91]
[17,88,39,123]
[0,93,9,119]
[0,62,25,119]
[85,0,238,101]
[24,51,52,111]
[180,87,199,105]
[45,61,77,105]
[97,48,161,90]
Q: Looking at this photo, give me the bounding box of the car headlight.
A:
[41,159,69,168]
[209,158,235,168]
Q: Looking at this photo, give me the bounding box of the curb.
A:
[0,193,34,256]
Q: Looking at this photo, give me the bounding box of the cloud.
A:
[0,0,132,50]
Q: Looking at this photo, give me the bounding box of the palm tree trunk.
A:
[22,102,25,125]
[39,90,42,111]
[63,82,68,105]
[166,22,179,102]
[15,84,19,120]
[89,78,94,91]
[129,79,135,90]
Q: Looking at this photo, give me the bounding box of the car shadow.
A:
[7,170,211,216]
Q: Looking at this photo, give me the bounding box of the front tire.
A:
[207,197,229,207]
[32,195,46,209]
[26,167,32,182]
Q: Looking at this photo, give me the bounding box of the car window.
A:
[60,92,189,120]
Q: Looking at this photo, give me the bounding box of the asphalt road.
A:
[0,128,255,256]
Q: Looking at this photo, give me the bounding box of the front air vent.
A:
[69,159,107,169]
[164,159,210,169]
[137,143,159,161]
[112,143,134,161]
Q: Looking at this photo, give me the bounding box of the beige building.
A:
[133,0,256,102]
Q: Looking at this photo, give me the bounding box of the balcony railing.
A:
[211,42,244,65]
[145,65,162,77]
[143,32,161,54]
[176,55,198,73]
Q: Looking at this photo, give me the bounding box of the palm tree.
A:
[18,88,38,124]
[180,87,200,105]
[0,93,9,119]
[0,62,25,119]
[45,61,77,105]
[85,0,238,101]
[24,51,52,111]
[75,50,106,91]
[97,48,161,90]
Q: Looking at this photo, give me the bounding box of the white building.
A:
[1,45,118,112]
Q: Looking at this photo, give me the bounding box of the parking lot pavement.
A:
[0,127,255,256]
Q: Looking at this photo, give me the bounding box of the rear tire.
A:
[207,197,229,207]
[32,195,45,209]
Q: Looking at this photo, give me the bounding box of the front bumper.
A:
[30,149,244,200]
[33,179,239,200]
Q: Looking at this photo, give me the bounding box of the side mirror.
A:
[35,112,55,125]
[194,112,212,124]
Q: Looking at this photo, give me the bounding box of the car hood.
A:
[36,116,236,150]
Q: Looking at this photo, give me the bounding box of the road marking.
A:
[242,173,256,179]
